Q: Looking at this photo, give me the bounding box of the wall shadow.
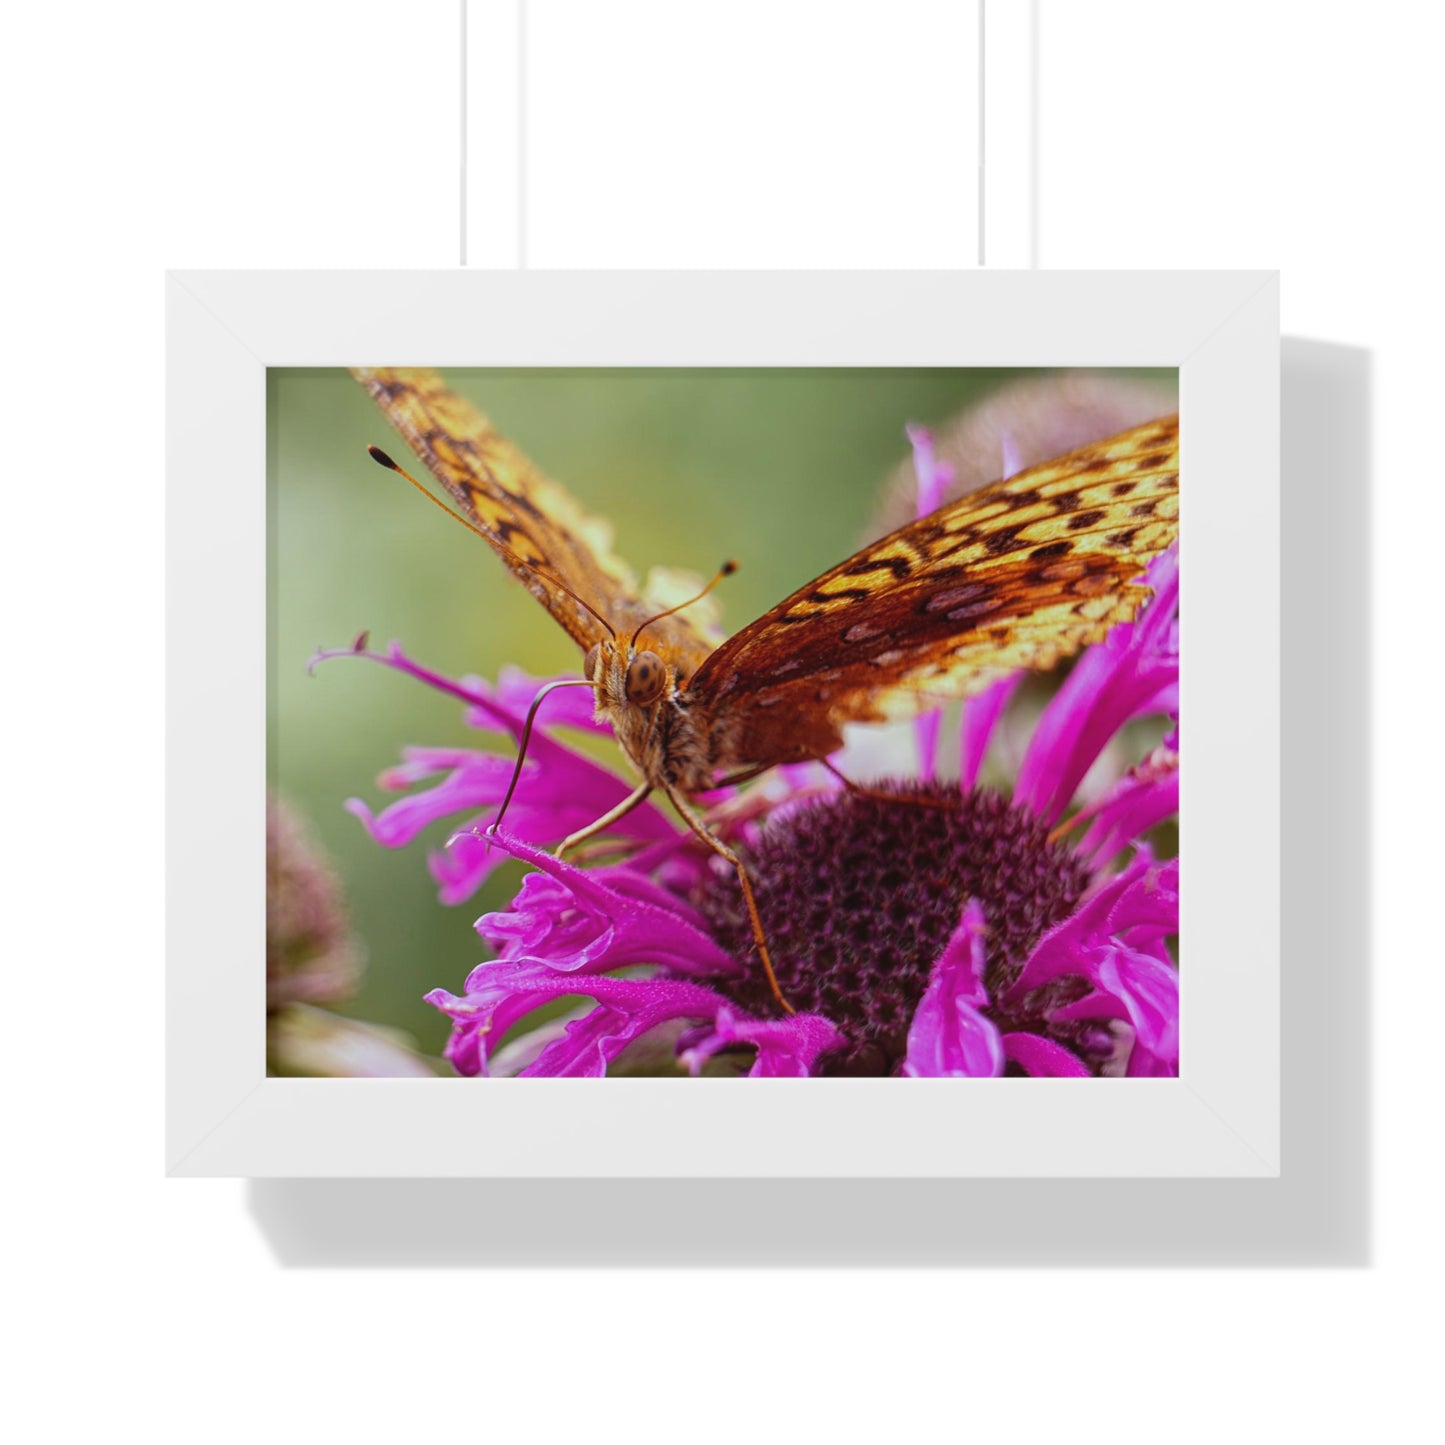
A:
[249,339,1371,1266]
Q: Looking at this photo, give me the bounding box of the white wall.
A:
[5,2,1434,1439]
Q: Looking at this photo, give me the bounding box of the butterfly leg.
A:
[553,781,654,859]
[703,763,774,791]
[819,757,960,810]
[661,781,795,1017]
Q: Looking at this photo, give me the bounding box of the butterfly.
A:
[354,367,1179,1013]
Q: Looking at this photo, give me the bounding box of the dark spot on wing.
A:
[983,525,1025,556]
[843,555,913,580]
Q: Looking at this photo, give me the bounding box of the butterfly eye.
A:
[625,650,667,706]
[584,643,602,682]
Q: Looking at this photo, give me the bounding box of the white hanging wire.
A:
[979,0,986,266]
[459,0,468,264]
[463,1,999,271]
[1030,0,1039,268]
[517,0,527,268]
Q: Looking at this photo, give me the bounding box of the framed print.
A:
[167,269,1279,1177]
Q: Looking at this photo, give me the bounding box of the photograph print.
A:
[267,365,1179,1079]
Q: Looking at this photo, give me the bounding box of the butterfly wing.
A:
[686,414,1180,771]
[354,367,715,669]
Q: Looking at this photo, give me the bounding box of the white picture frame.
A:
[167,269,1278,1177]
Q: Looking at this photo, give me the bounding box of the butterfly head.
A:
[584,638,673,714]
[580,559,737,734]
[582,634,703,791]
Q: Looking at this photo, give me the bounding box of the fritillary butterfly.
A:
[354,368,1179,1012]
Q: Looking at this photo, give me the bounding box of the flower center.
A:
[696,781,1092,1075]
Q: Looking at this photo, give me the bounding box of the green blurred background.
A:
[268,367,1176,1063]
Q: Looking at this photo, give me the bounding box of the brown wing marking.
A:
[687,414,1179,771]
[353,367,714,671]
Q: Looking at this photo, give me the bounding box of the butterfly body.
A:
[583,631,844,795]
[583,637,710,792]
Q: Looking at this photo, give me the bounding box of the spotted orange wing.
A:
[685,415,1180,771]
[353,367,716,671]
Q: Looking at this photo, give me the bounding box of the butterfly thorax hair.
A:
[584,636,715,792]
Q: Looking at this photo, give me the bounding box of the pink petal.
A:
[901,901,1006,1078]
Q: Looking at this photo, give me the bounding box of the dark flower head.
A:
[266,794,433,1078]
[313,428,1180,1079]
[698,782,1092,1074]
[267,794,361,1009]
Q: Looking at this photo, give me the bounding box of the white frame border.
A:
[167,269,1279,1177]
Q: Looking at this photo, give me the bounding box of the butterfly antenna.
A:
[486,677,597,841]
[632,559,738,647]
[365,445,616,639]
